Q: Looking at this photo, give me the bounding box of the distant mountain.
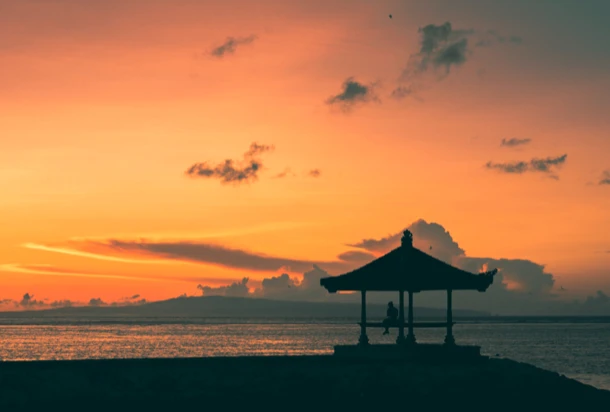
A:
[0,296,490,322]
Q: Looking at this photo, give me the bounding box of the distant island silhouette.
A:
[0,296,489,322]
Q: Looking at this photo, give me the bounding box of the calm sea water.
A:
[1,321,609,391]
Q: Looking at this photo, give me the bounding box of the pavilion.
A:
[320,230,497,354]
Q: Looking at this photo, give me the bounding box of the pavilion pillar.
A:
[406,291,416,344]
[396,290,405,344]
[359,290,369,346]
[444,289,455,345]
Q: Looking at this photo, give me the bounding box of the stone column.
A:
[407,290,416,344]
[359,290,369,345]
[396,290,405,344]
[444,289,455,345]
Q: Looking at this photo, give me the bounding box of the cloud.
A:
[75,238,357,275]
[485,154,567,178]
[336,250,377,262]
[308,169,321,178]
[599,170,610,185]
[345,219,554,295]
[458,257,554,295]
[89,298,106,306]
[396,22,522,96]
[0,262,165,283]
[185,142,274,185]
[0,293,148,311]
[325,77,377,112]
[390,86,415,100]
[50,299,74,308]
[21,244,166,264]
[19,293,45,308]
[197,277,250,297]
[273,168,295,179]
[475,30,524,47]
[199,265,332,301]
[113,294,147,306]
[403,22,473,77]
[210,35,257,58]
[501,138,532,148]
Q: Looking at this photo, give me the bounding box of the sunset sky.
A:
[1,0,609,312]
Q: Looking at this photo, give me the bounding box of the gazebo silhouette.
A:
[320,230,497,354]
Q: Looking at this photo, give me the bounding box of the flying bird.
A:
[389,14,392,19]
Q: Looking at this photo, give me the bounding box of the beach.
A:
[1,355,609,410]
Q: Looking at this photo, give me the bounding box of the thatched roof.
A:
[320,230,497,293]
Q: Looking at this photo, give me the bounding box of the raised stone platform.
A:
[333,343,484,362]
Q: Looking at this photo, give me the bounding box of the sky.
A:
[1,0,609,314]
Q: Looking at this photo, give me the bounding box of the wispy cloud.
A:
[31,238,368,276]
[485,154,567,178]
[210,35,257,58]
[0,263,161,281]
[501,138,531,148]
[22,243,167,264]
[273,168,296,179]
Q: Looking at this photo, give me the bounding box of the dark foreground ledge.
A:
[1,355,609,410]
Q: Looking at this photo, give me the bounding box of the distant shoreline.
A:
[1,315,610,326]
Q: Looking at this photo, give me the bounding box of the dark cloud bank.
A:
[89,220,610,315]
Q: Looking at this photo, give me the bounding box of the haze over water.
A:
[1,321,609,391]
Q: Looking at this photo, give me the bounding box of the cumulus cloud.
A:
[599,170,610,185]
[0,293,148,311]
[197,277,250,297]
[19,293,45,308]
[501,138,531,148]
[185,142,274,185]
[345,219,554,296]
[198,265,332,301]
[485,154,567,178]
[209,35,257,58]
[326,77,377,112]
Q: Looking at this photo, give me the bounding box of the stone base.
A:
[333,343,485,363]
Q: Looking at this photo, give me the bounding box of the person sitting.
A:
[382,301,399,335]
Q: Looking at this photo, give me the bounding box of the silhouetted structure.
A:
[320,230,497,347]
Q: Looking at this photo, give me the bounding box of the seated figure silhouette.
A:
[382,301,399,335]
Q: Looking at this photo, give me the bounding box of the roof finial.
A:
[401,230,413,248]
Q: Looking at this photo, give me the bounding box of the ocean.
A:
[1,320,609,391]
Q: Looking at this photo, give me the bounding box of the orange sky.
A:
[1,0,609,307]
